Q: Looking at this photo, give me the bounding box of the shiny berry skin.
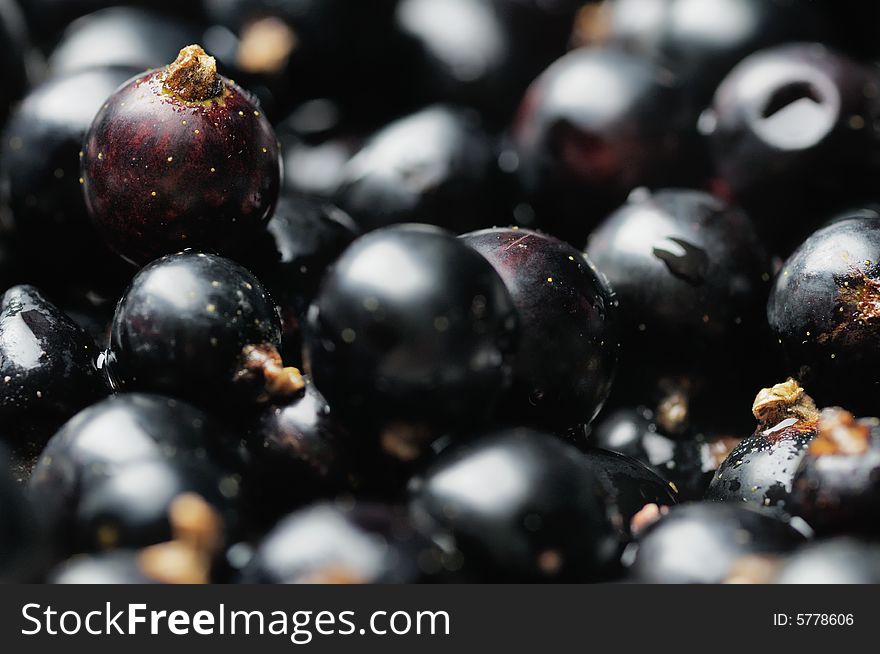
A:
[774,538,880,584]
[81,45,281,265]
[47,7,204,77]
[244,381,352,524]
[408,429,618,582]
[790,408,880,537]
[700,43,880,251]
[240,503,432,584]
[0,285,106,460]
[106,251,303,412]
[629,503,806,584]
[767,212,880,414]
[304,224,518,444]
[1,66,141,292]
[706,380,818,516]
[333,106,501,233]
[514,48,703,246]
[461,227,618,432]
[587,189,772,412]
[27,394,241,558]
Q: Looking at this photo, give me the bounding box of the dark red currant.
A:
[81,44,281,265]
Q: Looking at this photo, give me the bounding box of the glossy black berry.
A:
[408,429,618,582]
[629,503,806,584]
[0,285,106,462]
[106,251,303,412]
[700,43,880,251]
[240,503,432,584]
[1,66,141,294]
[81,45,281,265]
[461,227,618,432]
[789,408,880,537]
[333,106,501,234]
[27,394,242,558]
[514,48,703,246]
[587,189,772,423]
[304,225,518,449]
[774,538,880,584]
[706,380,818,516]
[767,212,880,414]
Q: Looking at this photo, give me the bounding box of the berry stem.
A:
[163,44,222,102]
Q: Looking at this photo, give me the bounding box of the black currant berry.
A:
[700,43,880,252]
[106,251,303,412]
[462,227,618,432]
[767,212,880,414]
[27,394,242,558]
[629,503,806,584]
[789,407,880,537]
[587,189,772,426]
[0,285,106,463]
[408,428,618,582]
[304,224,518,452]
[706,380,818,516]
